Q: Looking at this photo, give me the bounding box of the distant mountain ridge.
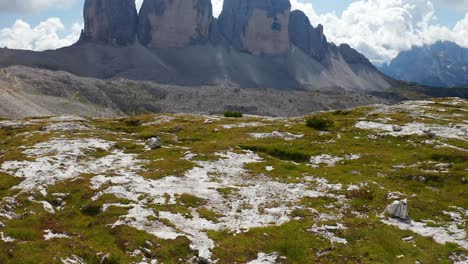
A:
[380,41,468,88]
[0,0,392,91]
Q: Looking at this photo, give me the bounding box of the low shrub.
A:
[81,203,102,216]
[305,117,334,131]
[241,145,309,163]
[224,111,243,118]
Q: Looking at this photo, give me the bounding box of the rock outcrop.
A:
[338,43,374,67]
[218,0,291,55]
[289,10,328,61]
[138,0,213,48]
[386,199,410,222]
[81,0,138,46]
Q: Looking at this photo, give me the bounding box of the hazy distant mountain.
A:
[380,41,468,88]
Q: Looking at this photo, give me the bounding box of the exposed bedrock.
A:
[218,0,291,55]
[81,0,138,46]
[138,0,213,48]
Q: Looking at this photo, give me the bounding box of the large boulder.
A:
[138,0,213,48]
[289,10,328,61]
[218,0,291,55]
[81,0,138,46]
[386,199,410,221]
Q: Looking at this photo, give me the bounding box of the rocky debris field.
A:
[0,98,466,263]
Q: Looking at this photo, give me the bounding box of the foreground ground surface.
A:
[0,98,466,264]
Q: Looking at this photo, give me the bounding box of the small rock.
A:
[147,137,162,149]
[402,236,414,242]
[367,134,378,140]
[392,125,403,132]
[204,119,213,124]
[423,129,436,138]
[142,248,152,258]
[386,199,410,221]
[100,253,110,263]
[0,222,5,229]
[397,255,404,259]
[145,240,154,248]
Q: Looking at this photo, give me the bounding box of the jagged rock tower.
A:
[81,0,138,46]
[289,10,328,61]
[218,0,291,55]
[138,0,213,48]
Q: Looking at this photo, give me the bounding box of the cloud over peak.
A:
[0,0,75,13]
[0,0,466,64]
[0,18,82,51]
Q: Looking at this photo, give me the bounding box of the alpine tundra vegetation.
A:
[0,98,466,263]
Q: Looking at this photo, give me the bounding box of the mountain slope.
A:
[0,66,390,118]
[381,41,468,88]
[0,0,392,92]
[1,65,466,119]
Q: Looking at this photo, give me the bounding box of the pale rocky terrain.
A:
[0,98,466,263]
[1,65,466,119]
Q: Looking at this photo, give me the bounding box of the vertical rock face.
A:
[218,0,291,55]
[81,0,138,46]
[289,10,328,61]
[138,0,213,48]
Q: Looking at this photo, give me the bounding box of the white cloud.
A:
[302,0,468,63]
[213,0,468,62]
[136,0,144,11]
[0,18,82,51]
[0,0,466,62]
[0,0,75,13]
[212,0,223,17]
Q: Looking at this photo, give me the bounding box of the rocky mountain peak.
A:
[81,0,138,46]
[218,0,292,55]
[289,10,328,61]
[138,0,213,48]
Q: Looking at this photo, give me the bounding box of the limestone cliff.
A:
[218,0,291,55]
[138,0,212,48]
[81,0,138,46]
[289,10,328,61]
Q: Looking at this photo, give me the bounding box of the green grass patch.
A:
[306,117,334,131]
[224,111,243,118]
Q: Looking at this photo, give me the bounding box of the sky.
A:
[0,0,467,64]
